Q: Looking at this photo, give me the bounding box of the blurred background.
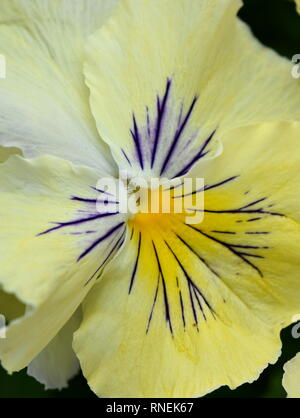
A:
[0,0,300,398]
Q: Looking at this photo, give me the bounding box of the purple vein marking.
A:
[186,194,283,217]
[160,96,198,175]
[146,106,151,137]
[175,233,221,278]
[177,103,183,127]
[151,78,172,168]
[71,196,119,205]
[38,212,119,235]
[173,175,238,199]
[176,276,186,328]
[211,230,236,235]
[163,180,184,192]
[70,230,96,236]
[152,241,173,334]
[186,224,264,277]
[71,197,98,203]
[203,176,239,192]
[146,273,160,334]
[91,186,115,197]
[128,231,142,294]
[131,114,144,169]
[85,230,126,286]
[238,197,267,210]
[164,240,214,324]
[189,206,283,217]
[245,231,269,235]
[173,129,217,178]
[77,222,125,261]
[121,148,132,167]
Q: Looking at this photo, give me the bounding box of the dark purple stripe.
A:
[238,252,264,259]
[185,224,264,277]
[70,230,96,235]
[188,282,199,330]
[188,207,283,216]
[204,176,238,191]
[152,241,173,334]
[97,199,119,205]
[187,195,283,217]
[151,79,172,168]
[146,106,151,137]
[146,273,160,334]
[176,276,186,328]
[179,289,186,328]
[85,230,126,286]
[211,230,236,235]
[72,196,119,205]
[91,186,114,197]
[239,197,267,210]
[77,222,125,261]
[163,180,184,192]
[130,114,144,169]
[229,243,268,249]
[160,96,198,175]
[173,175,238,199]
[121,148,132,167]
[175,233,221,278]
[164,239,215,315]
[38,212,119,235]
[130,227,135,241]
[71,197,97,203]
[164,243,197,329]
[245,231,269,235]
[192,284,207,321]
[173,130,216,178]
[128,231,142,294]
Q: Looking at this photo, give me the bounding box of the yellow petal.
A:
[283,353,300,398]
[84,0,300,179]
[0,155,127,372]
[296,0,300,14]
[27,309,81,390]
[0,0,117,173]
[74,122,300,397]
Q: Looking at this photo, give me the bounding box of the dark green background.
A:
[1,0,300,398]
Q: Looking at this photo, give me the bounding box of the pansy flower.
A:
[1,0,300,398]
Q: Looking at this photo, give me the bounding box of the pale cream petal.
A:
[0,0,118,173]
[84,0,300,179]
[27,309,81,390]
[283,353,300,398]
[0,155,127,372]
